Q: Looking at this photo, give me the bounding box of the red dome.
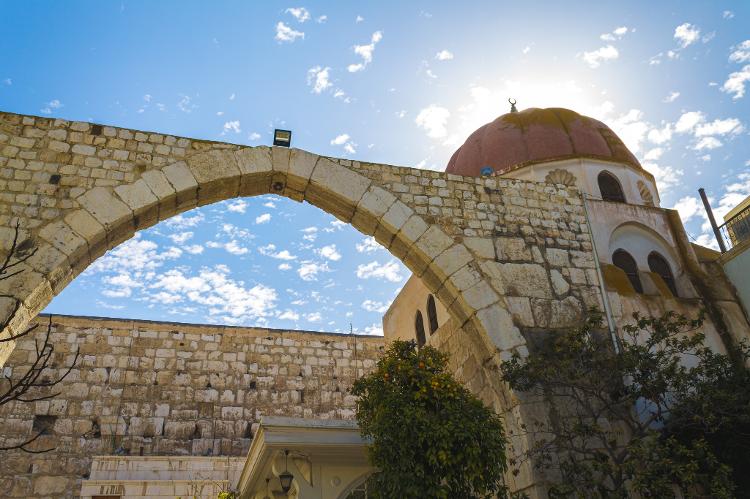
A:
[445,107,641,177]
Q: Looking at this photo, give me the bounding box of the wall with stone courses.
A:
[0,110,611,496]
[0,315,384,498]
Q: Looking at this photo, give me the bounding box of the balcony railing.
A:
[719,203,750,251]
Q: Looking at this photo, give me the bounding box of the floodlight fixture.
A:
[274,129,292,147]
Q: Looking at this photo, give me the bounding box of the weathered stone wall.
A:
[0,315,384,498]
[0,110,613,496]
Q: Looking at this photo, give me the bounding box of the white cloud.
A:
[729,40,750,63]
[663,91,680,103]
[522,45,531,55]
[226,199,248,213]
[415,105,450,139]
[316,15,327,23]
[301,226,318,242]
[285,7,310,22]
[643,148,663,161]
[648,123,673,145]
[580,45,619,68]
[694,118,743,137]
[672,196,704,223]
[347,31,383,72]
[435,50,454,61]
[330,133,357,154]
[317,244,342,261]
[143,94,152,102]
[674,111,705,133]
[306,312,322,322]
[722,65,750,100]
[150,265,277,324]
[608,109,650,155]
[185,244,204,255]
[40,99,62,114]
[275,21,304,43]
[169,231,194,244]
[356,260,403,282]
[307,66,332,94]
[255,213,271,224]
[298,261,329,281]
[225,240,249,255]
[723,10,734,19]
[259,244,297,260]
[331,134,350,145]
[693,137,722,150]
[3,78,11,85]
[222,120,241,134]
[361,299,391,313]
[278,310,300,321]
[600,26,629,41]
[229,93,235,100]
[674,23,700,48]
[278,263,292,271]
[356,323,384,336]
[177,95,195,113]
[248,132,261,141]
[355,15,364,23]
[356,236,381,253]
[643,162,684,192]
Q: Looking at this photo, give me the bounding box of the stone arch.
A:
[1,141,521,370]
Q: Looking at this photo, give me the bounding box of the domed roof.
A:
[445,107,641,177]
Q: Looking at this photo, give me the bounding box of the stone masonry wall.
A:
[0,110,611,496]
[0,315,384,498]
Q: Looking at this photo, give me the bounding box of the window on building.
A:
[648,252,678,297]
[598,171,626,203]
[415,311,426,348]
[426,295,439,335]
[612,249,642,293]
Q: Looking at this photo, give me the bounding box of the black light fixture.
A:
[279,449,294,493]
[273,129,292,147]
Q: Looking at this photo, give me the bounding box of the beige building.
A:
[0,106,748,497]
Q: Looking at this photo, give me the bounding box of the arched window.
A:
[598,171,626,203]
[612,249,642,293]
[426,295,439,335]
[415,311,426,348]
[648,252,678,297]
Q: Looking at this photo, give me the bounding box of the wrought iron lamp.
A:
[279,449,294,493]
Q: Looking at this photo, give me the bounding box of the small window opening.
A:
[426,295,439,335]
[648,252,678,297]
[612,249,642,293]
[415,311,426,348]
[598,171,626,203]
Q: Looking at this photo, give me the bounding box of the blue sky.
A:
[2,1,749,333]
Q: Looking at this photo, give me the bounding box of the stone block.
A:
[162,161,198,211]
[494,236,531,261]
[186,150,241,205]
[114,179,159,226]
[75,186,133,229]
[494,263,553,299]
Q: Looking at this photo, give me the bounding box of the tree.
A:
[500,309,747,498]
[0,220,79,453]
[351,340,509,499]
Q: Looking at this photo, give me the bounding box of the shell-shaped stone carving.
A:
[544,168,577,186]
[638,181,654,206]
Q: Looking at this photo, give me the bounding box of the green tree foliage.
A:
[500,309,749,498]
[351,340,509,499]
